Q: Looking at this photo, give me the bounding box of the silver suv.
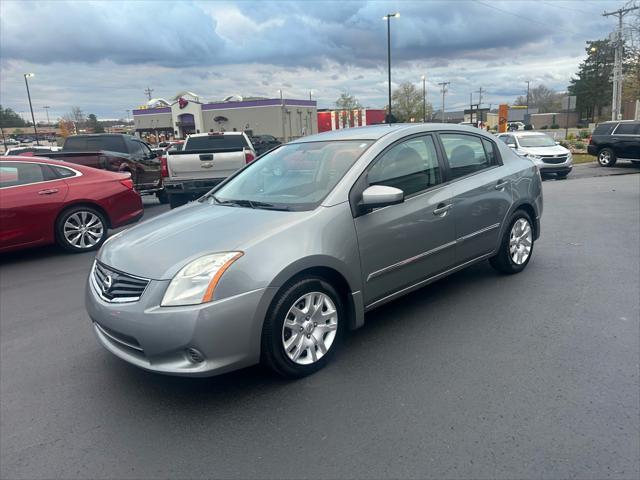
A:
[86,124,543,378]
[498,131,573,178]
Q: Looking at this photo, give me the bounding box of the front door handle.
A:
[433,203,452,216]
[495,180,509,191]
[38,188,59,195]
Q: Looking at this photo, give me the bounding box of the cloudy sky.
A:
[0,0,624,122]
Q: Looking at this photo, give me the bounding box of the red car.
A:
[0,157,143,253]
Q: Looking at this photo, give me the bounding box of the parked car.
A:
[20,138,33,144]
[4,138,20,146]
[587,120,640,167]
[507,122,525,131]
[0,157,143,253]
[497,131,573,178]
[251,134,281,155]
[40,134,167,201]
[163,131,256,208]
[86,124,542,378]
[4,145,61,156]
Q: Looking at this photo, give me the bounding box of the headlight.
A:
[161,252,243,306]
[524,153,543,162]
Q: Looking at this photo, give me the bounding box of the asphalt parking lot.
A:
[1,168,639,479]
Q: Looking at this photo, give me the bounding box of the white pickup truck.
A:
[163,132,256,208]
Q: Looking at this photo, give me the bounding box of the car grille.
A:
[92,261,149,303]
[541,154,569,164]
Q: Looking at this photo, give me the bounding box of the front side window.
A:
[440,133,492,179]
[593,123,616,135]
[367,135,441,196]
[212,140,372,211]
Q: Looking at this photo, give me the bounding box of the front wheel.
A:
[156,189,169,204]
[55,206,108,253]
[262,277,343,378]
[598,148,617,167]
[490,211,534,274]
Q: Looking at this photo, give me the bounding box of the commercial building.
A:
[317,108,386,132]
[133,92,317,141]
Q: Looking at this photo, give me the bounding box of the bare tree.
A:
[391,82,433,122]
[335,93,361,110]
[514,84,562,113]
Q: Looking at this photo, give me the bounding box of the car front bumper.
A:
[86,270,277,377]
[536,158,573,175]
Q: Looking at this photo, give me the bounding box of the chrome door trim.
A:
[366,223,500,282]
[366,240,456,281]
[457,222,501,242]
[365,252,494,310]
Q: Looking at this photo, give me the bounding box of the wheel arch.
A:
[268,258,364,331]
[56,201,113,230]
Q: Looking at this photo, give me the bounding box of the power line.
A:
[474,1,552,28]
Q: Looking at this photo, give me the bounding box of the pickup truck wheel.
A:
[55,206,108,253]
[597,148,617,167]
[168,194,188,209]
[156,189,169,204]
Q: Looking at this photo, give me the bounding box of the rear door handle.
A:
[38,188,59,195]
[495,180,509,191]
[433,203,452,216]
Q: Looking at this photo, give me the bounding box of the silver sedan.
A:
[86,124,543,378]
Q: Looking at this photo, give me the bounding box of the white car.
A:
[3,145,61,156]
[497,132,572,178]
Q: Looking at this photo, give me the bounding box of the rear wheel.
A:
[55,206,108,253]
[490,210,534,274]
[168,194,188,209]
[597,148,617,167]
[262,277,343,378]
[156,189,169,204]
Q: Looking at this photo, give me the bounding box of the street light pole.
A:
[422,75,426,122]
[23,73,39,145]
[383,12,399,124]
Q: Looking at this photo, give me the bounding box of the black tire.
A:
[490,210,535,274]
[261,276,344,378]
[156,189,169,204]
[597,148,617,167]
[168,194,188,209]
[55,206,108,253]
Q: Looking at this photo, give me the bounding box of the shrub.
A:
[579,130,589,139]
[560,140,570,148]
[575,142,585,150]
[567,133,576,141]
[550,124,560,129]
[541,125,548,130]
[524,124,533,130]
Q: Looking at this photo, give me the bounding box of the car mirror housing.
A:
[508,143,516,148]
[360,185,404,212]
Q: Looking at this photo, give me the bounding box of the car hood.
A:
[97,201,308,280]
[517,144,569,156]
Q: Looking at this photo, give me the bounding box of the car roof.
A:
[0,155,92,170]
[506,131,550,137]
[289,123,483,143]
[189,132,244,137]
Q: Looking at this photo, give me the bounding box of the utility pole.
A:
[438,82,450,123]
[144,86,154,101]
[43,106,50,125]
[422,75,426,122]
[525,81,531,117]
[476,87,484,107]
[469,92,474,125]
[603,5,639,120]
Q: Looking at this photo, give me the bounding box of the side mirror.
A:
[360,185,404,211]
[555,141,560,145]
[149,151,158,159]
[507,143,516,148]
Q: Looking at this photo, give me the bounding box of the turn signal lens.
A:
[245,150,255,164]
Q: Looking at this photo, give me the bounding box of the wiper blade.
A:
[210,196,290,211]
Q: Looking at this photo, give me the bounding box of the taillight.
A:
[160,155,168,177]
[245,150,255,164]
[120,178,134,190]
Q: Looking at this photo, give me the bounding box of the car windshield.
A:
[518,135,557,147]
[209,140,372,211]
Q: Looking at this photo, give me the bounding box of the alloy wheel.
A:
[63,211,104,249]
[281,292,338,365]
[599,151,611,166]
[509,218,532,265]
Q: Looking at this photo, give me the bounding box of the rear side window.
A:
[50,165,77,178]
[614,123,640,135]
[0,163,55,187]
[63,137,87,151]
[593,123,616,135]
[440,133,493,179]
[186,135,248,150]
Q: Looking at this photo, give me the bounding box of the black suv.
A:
[587,120,640,167]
